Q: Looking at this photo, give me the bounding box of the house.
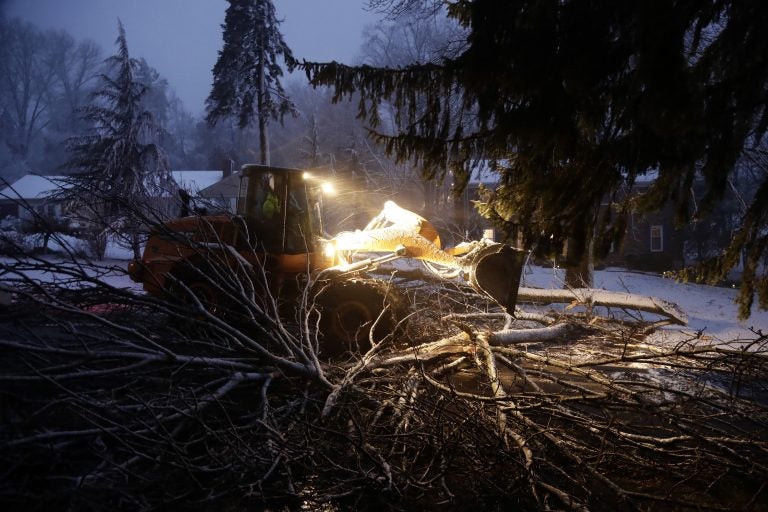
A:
[602,204,685,271]
[460,162,685,271]
[600,177,685,272]
[462,161,502,241]
[0,169,228,226]
[172,170,226,196]
[197,170,243,213]
[0,174,68,222]
[168,169,227,216]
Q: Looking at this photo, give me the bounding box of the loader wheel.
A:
[316,280,398,356]
[168,268,223,317]
[184,280,222,316]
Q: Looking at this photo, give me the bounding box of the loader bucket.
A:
[467,244,526,314]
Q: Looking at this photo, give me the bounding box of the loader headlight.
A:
[322,240,336,259]
[303,171,335,195]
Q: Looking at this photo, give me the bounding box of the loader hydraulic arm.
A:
[326,201,526,314]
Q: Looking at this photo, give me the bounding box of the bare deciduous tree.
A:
[0,18,59,160]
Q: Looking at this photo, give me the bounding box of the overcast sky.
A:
[3,0,381,115]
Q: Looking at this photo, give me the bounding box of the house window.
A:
[650,225,663,252]
[34,204,56,217]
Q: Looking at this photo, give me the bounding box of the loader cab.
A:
[236,165,324,255]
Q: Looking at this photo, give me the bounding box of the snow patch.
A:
[522,264,767,344]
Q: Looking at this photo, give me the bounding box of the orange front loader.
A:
[129,164,525,353]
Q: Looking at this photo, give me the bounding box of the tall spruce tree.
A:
[64,21,173,260]
[206,0,295,165]
[304,0,768,317]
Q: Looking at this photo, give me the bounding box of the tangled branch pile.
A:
[0,254,766,511]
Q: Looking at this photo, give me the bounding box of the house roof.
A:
[172,170,224,193]
[634,169,659,184]
[0,171,225,201]
[468,160,501,185]
[0,175,66,200]
[199,171,242,199]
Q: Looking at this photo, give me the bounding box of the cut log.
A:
[517,287,688,325]
[491,323,573,344]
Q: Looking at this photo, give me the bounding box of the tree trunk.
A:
[42,231,51,254]
[455,188,467,240]
[259,113,269,166]
[564,235,594,288]
[515,286,688,325]
[131,229,141,260]
[564,212,595,289]
[257,37,269,166]
[90,229,107,261]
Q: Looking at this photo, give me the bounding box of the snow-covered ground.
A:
[3,233,766,346]
[522,263,767,346]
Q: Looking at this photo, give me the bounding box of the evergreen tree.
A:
[206,0,296,165]
[359,6,467,233]
[63,21,173,260]
[304,0,768,316]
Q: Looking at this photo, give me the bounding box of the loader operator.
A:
[262,180,279,219]
[250,172,305,253]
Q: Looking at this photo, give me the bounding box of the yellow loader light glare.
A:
[322,240,337,259]
[303,171,335,194]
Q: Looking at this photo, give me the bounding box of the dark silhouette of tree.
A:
[49,32,102,128]
[303,0,768,315]
[44,30,103,171]
[206,0,296,165]
[63,20,173,260]
[0,19,102,179]
[0,18,59,161]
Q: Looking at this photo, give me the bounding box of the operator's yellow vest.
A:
[263,192,279,218]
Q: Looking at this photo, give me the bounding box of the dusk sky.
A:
[3,0,382,115]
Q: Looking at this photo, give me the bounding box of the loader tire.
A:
[182,280,222,316]
[315,280,399,356]
[168,265,224,318]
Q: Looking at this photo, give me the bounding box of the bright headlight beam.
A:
[321,182,335,194]
[303,171,335,194]
[323,242,336,259]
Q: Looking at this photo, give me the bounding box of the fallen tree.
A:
[517,286,689,325]
[0,233,766,511]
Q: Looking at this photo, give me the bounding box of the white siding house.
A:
[1,170,225,223]
[0,175,68,221]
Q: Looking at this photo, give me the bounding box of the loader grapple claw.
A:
[467,244,526,315]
